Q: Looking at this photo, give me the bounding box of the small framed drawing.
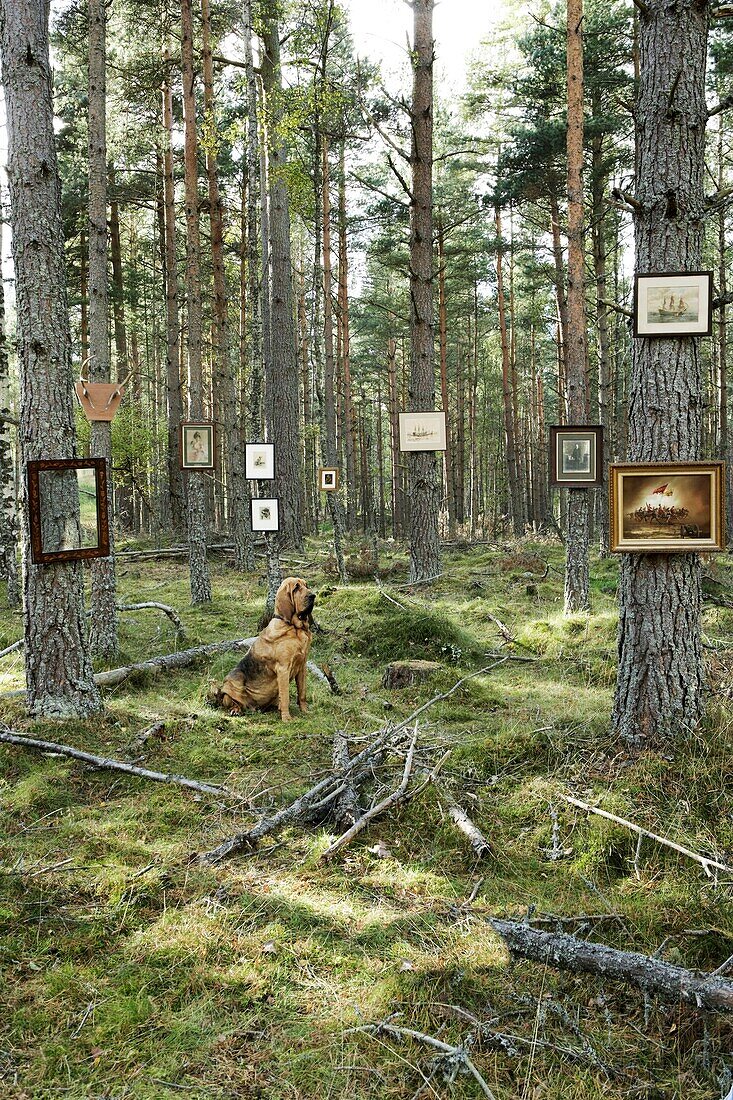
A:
[633,271,713,337]
[549,425,603,487]
[399,411,447,452]
[27,458,110,564]
[180,421,215,469]
[245,442,275,480]
[609,461,725,553]
[251,498,279,532]
[319,467,339,492]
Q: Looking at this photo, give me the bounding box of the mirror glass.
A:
[37,467,100,554]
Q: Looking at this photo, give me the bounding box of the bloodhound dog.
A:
[207,577,316,721]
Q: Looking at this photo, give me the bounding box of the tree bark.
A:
[495,204,522,537]
[0,208,19,608]
[612,0,708,743]
[243,0,263,441]
[201,0,253,571]
[180,0,212,603]
[0,0,101,717]
[564,0,590,614]
[161,43,186,538]
[407,0,441,582]
[260,5,303,549]
[87,0,118,659]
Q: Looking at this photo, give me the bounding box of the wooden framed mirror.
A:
[27,458,110,564]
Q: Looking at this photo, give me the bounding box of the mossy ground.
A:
[0,538,732,1099]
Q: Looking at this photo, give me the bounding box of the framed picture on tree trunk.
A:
[633,271,713,337]
[399,411,447,451]
[549,425,603,487]
[251,498,279,532]
[318,467,339,492]
[27,458,110,564]
[180,422,216,469]
[245,442,275,480]
[609,461,725,553]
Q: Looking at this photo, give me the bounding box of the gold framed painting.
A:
[609,461,725,553]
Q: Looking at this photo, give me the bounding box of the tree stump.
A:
[382,660,441,689]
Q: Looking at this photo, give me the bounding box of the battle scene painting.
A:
[610,463,725,552]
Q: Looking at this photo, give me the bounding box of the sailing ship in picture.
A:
[398,411,447,451]
[634,271,712,337]
[645,286,698,324]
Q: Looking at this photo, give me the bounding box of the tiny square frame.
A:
[180,421,216,469]
[633,271,713,338]
[549,425,603,487]
[27,457,110,564]
[318,467,339,492]
[399,411,447,452]
[251,497,280,532]
[245,442,275,480]
[609,461,725,553]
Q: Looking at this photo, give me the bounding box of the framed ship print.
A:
[549,425,603,487]
[609,461,725,553]
[180,421,216,469]
[399,411,447,452]
[27,458,110,564]
[251,498,279,532]
[245,442,275,480]
[318,467,339,491]
[633,272,713,337]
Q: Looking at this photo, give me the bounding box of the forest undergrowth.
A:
[0,537,731,1099]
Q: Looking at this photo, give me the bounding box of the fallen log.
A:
[330,730,362,830]
[490,919,733,1013]
[435,783,491,858]
[0,727,233,798]
[94,637,257,688]
[0,639,22,660]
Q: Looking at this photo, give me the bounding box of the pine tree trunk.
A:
[0,0,101,716]
[337,145,357,531]
[180,0,212,604]
[564,0,590,614]
[87,0,117,659]
[0,209,19,608]
[161,44,186,538]
[495,205,522,537]
[407,0,441,582]
[612,0,709,744]
[437,218,456,538]
[201,0,253,571]
[260,7,303,549]
[243,0,263,441]
[591,116,612,554]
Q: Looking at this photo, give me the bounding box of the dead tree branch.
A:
[490,920,733,1012]
[561,793,733,877]
[330,730,362,830]
[435,783,491,858]
[0,727,233,798]
[116,601,186,637]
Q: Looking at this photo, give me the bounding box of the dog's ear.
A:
[274,578,296,621]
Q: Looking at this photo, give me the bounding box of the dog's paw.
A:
[280,712,293,722]
[298,702,309,714]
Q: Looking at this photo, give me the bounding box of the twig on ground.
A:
[561,793,733,877]
[347,1021,497,1099]
[491,919,733,1012]
[0,726,234,798]
[435,783,491,858]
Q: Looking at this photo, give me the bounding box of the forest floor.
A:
[0,536,732,1100]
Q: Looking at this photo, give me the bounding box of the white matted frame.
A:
[399,411,447,452]
[180,421,216,469]
[633,271,713,337]
[251,497,279,532]
[245,442,275,480]
[318,467,339,491]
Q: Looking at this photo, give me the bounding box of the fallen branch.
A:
[321,726,421,860]
[197,665,503,864]
[347,1021,497,1099]
[0,727,233,797]
[490,919,733,1013]
[117,601,186,637]
[319,663,342,696]
[561,793,733,877]
[0,639,22,659]
[330,730,362,830]
[435,783,491,858]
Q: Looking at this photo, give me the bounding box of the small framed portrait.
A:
[399,411,447,452]
[251,497,279,532]
[180,421,215,469]
[245,442,275,480]
[633,271,713,338]
[549,425,603,487]
[609,461,725,553]
[318,467,339,492]
[27,458,110,564]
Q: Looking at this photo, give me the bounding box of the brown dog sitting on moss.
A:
[207,577,316,721]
